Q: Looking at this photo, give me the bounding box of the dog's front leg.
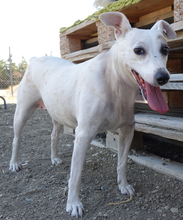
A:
[66,127,94,218]
[117,124,135,196]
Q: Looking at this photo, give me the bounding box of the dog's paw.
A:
[119,183,135,196]
[9,162,22,172]
[51,157,62,165]
[66,201,84,218]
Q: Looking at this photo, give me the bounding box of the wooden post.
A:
[60,35,82,56]
[174,0,183,22]
[96,21,115,45]
[9,47,13,96]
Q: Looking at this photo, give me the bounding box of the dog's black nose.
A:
[155,70,170,86]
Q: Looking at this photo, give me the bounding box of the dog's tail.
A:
[93,0,117,9]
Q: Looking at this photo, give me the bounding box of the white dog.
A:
[9,12,176,218]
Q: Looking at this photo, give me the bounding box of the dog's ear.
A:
[99,12,131,39]
[151,20,176,39]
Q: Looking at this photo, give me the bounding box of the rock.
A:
[170,207,178,214]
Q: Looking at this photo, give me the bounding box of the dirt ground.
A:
[0,104,183,220]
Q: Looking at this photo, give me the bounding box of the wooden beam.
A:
[60,19,97,37]
[161,82,183,90]
[168,31,183,48]
[134,113,183,142]
[128,154,183,182]
[119,0,173,20]
[171,20,183,31]
[67,35,92,40]
[134,11,173,28]
[139,6,172,21]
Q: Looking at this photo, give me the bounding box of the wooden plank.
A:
[84,37,98,46]
[119,0,173,21]
[62,41,115,62]
[139,6,172,21]
[62,46,99,62]
[134,11,173,28]
[67,35,92,40]
[161,82,183,90]
[171,20,183,32]
[161,74,183,90]
[168,31,183,46]
[169,73,183,82]
[135,123,183,142]
[134,113,183,131]
[60,19,97,37]
[128,154,183,182]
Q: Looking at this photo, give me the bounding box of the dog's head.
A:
[99,12,176,113]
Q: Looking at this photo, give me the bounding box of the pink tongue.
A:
[145,81,168,113]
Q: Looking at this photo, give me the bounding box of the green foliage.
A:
[0,57,28,89]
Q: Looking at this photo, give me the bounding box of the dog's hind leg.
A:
[9,79,41,172]
[9,103,37,172]
[117,124,135,196]
[51,119,63,165]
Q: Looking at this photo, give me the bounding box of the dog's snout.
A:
[155,70,170,86]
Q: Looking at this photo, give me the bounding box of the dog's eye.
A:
[161,46,170,56]
[134,48,145,55]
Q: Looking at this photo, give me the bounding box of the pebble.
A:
[103,213,108,218]
[97,212,102,217]
[137,192,142,197]
[151,190,159,194]
[170,207,178,214]
[63,186,68,194]
[127,158,133,165]
[25,198,33,202]
[100,186,105,191]
[92,153,98,157]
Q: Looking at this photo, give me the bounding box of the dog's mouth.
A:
[132,70,168,113]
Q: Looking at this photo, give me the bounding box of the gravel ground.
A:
[0,104,183,220]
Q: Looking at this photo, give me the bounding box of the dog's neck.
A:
[104,45,138,121]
